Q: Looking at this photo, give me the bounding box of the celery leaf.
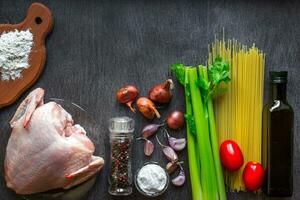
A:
[208,57,230,97]
[171,63,186,86]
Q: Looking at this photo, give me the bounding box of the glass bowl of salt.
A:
[134,162,169,197]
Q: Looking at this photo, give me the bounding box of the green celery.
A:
[172,61,229,200]
[172,64,203,200]
[187,68,217,199]
[185,69,203,200]
[200,66,227,200]
[198,66,219,199]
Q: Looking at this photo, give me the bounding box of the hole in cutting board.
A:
[35,17,42,24]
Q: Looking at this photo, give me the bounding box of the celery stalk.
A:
[172,61,229,200]
[198,66,219,200]
[172,64,203,199]
[200,66,227,200]
[184,69,203,200]
[187,68,217,199]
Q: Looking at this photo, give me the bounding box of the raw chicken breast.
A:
[4,88,104,194]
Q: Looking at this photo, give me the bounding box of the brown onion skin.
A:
[166,162,178,174]
[116,85,139,112]
[167,111,185,130]
[149,79,173,104]
[136,97,160,119]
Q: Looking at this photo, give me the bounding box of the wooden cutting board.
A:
[0,3,53,108]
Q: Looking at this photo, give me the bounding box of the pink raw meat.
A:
[4,88,104,194]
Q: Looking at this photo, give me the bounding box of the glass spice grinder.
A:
[108,117,134,196]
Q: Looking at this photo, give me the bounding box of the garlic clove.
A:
[162,146,178,162]
[171,170,185,186]
[166,162,178,174]
[144,139,154,156]
[165,129,186,151]
[156,134,178,162]
[142,123,163,139]
[169,137,186,151]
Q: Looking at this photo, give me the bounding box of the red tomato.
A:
[220,140,244,171]
[242,161,264,191]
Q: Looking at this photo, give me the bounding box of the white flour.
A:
[136,163,168,195]
[0,29,33,81]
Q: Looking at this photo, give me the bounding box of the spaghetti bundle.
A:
[208,39,265,191]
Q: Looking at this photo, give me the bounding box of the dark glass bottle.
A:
[262,71,294,197]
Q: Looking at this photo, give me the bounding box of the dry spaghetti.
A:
[208,38,265,191]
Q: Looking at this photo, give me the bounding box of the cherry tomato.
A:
[242,161,264,191]
[220,140,244,171]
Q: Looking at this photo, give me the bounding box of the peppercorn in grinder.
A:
[108,117,134,196]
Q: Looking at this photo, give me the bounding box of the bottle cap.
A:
[269,71,288,84]
[109,116,134,133]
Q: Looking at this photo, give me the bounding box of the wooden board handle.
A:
[0,3,54,108]
[20,3,54,44]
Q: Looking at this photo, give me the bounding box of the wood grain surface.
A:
[0,0,299,200]
[0,3,53,108]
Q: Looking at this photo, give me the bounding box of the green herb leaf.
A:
[196,76,210,91]
[171,63,186,86]
[208,56,231,97]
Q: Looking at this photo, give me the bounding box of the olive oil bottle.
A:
[262,71,294,197]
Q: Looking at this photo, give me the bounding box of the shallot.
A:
[166,111,184,130]
[148,79,174,104]
[136,97,160,119]
[156,135,178,162]
[141,123,164,139]
[164,129,186,151]
[116,85,139,112]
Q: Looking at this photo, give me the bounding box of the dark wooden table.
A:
[0,0,299,199]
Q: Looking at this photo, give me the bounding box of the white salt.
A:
[0,29,33,81]
[137,163,168,195]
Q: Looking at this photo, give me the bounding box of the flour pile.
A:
[0,29,33,81]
